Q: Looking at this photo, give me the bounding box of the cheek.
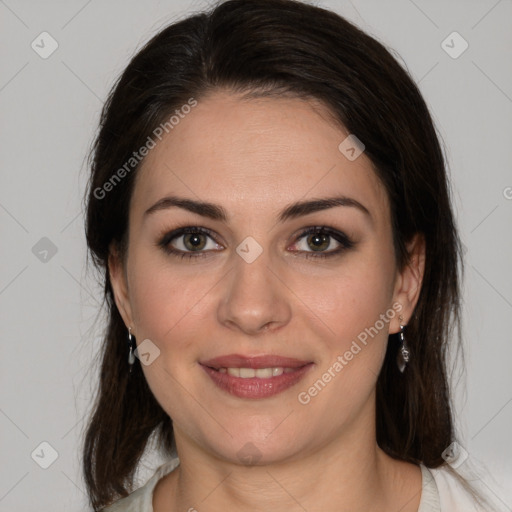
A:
[128,252,213,345]
[300,250,396,343]
[127,256,215,424]
[295,247,397,402]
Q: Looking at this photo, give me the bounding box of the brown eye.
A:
[182,232,208,251]
[291,226,355,259]
[306,232,331,252]
[158,226,223,260]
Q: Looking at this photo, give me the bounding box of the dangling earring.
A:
[128,327,136,371]
[397,315,410,373]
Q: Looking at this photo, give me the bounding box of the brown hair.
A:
[83,0,467,509]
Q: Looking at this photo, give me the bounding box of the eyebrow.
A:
[144,195,371,223]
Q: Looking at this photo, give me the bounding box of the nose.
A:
[217,248,292,335]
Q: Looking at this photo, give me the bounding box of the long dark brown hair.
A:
[83,0,467,509]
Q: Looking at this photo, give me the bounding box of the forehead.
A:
[131,91,388,223]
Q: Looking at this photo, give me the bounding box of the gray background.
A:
[1,0,511,510]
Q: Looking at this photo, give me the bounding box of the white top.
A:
[102,458,483,511]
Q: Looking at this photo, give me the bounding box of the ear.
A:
[390,233,426,334]
[108,242,135,331]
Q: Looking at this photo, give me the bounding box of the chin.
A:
[206,423,308,467]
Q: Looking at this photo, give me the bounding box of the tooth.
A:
[227,367,240,377]
[223,367,290,378]
[239,368,256,378]
[255,368,273,378]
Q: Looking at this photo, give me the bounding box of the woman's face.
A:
[110,90,422,465]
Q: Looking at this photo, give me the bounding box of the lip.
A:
[200,354,314,399]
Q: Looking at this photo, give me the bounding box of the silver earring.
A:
[397,316,410,373]
[128,327,136,370]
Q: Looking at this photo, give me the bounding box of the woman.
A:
[82,0,500,510]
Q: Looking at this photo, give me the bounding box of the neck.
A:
[154,407,422,512]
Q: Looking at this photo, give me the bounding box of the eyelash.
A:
[156,225,354,261]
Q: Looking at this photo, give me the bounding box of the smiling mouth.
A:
[200,355,313,399]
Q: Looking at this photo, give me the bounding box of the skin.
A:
[109,90,426,512]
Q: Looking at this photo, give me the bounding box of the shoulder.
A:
[101,458,180,512]
[426,464,504,512]
[428,465,479,511]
